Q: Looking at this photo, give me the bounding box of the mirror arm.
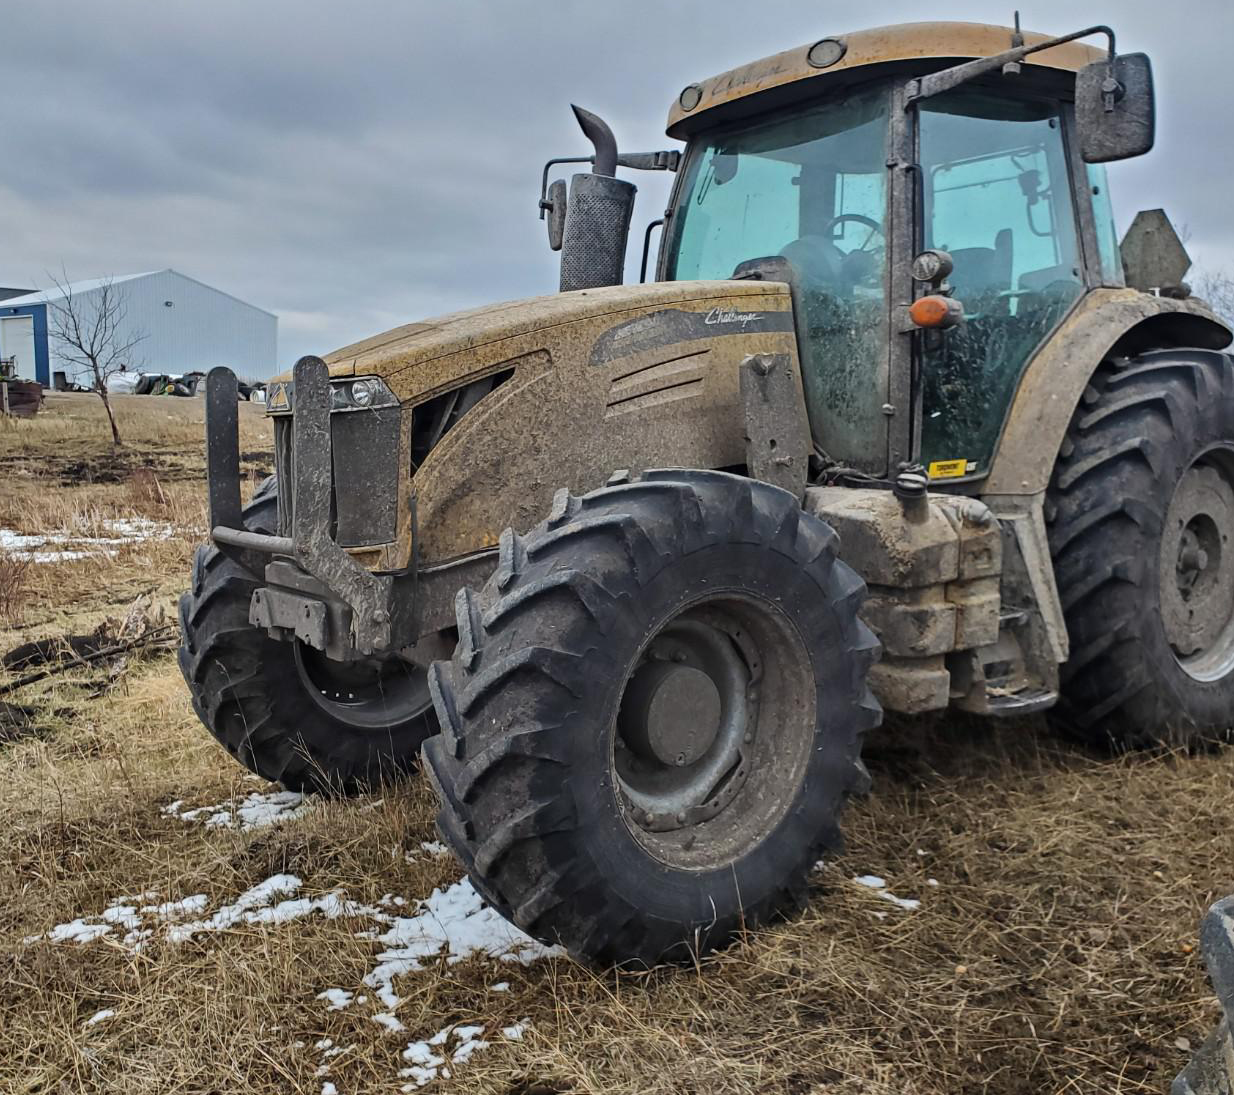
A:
[904,24,1116,107]
[539,151,680,218]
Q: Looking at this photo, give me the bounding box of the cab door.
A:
[914,89,1086,482]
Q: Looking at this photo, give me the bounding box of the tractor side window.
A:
[1086,163,1124,286]
[665,87,891,473]
[918,91,1083,479]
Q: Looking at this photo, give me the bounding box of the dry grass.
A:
[1,394,1229,1094]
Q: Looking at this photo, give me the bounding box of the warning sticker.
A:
[927,458,968,480]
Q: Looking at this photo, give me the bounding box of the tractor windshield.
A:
[664,87,891,471]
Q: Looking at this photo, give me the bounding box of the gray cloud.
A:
[3,0,1231,366]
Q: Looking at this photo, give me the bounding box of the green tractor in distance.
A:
[180,20,1234,965]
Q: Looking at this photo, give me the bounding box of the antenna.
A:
[1004,10,1024,75]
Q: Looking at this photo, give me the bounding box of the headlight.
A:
[350,378,381,407]
[329,376,396,411]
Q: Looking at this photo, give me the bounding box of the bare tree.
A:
[46,272,146,449]
[1191,267,1234,327]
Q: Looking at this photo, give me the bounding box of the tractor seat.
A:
[779,234,847,288]
[947,227,1013,301]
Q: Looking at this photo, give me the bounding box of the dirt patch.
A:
[0,700,34,742]
[3,634,115,670]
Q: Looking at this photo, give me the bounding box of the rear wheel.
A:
[178,479,437,792]
[422,470,880,965]
[1047,349,1234,748]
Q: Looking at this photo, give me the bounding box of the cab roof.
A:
[666,21,1104,139]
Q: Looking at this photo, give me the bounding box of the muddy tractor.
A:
[181,21,1234,964]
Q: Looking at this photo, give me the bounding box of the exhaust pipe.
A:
[559,105,636,292]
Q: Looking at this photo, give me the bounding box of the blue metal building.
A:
[0,270,277,386]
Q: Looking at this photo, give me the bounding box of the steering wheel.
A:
[820,213,884,289]
[822,213,883,246]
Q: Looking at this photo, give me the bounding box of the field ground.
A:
[1,393,1230,1094]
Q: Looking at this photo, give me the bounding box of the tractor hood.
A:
[279,278,799,567]
[311,280,784,402]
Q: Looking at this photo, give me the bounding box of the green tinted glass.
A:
[1086,163,1124,286]
[918,91,1083,478]
[665,88,891,472]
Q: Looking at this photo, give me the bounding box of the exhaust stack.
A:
[559,105,636,292]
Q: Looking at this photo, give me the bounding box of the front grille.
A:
[272,407,401,547]
[332,406,401,547]
[271,369,515,556]
[273,417,294,535]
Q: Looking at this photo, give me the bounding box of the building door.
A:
[0,316,37,381]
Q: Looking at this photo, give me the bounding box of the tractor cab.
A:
[546,21,1156,481]
[658,21,1152,481]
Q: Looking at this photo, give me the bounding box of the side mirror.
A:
[1076,53,1155,163]
[543,179,567,251]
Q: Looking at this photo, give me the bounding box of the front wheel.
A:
[422,470,881,965]
[177,479,437,793]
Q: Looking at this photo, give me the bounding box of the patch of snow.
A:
[0,519,178,564]
[315,1038,334,1051]
[490,981,510,992]
[927,878,940,888]
[141,894,209,919]
[84,1008,115,1026]
[164,791,308,831]
[46,919,114,944]
[403,840,449,864]
[398,1021,514,1087]
[451,1033,489,1063]
[29,873,387,949]
[373,1012,406,1033]
[852,874,921,911]
[321,1083,338,1095]
[317,989,353,1011]
[363,879,563,1009]
[167,874,304,940]
[101,904,142,930]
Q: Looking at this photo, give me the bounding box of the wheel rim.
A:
[293,643,432,731]
[612,595,816,871]
[1160,446,1234,682]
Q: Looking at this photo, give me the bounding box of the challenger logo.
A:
[703,306,764,328]
[590,307,794,365]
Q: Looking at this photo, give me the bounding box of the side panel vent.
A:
[411,368,514,472]
[604,349,708,419]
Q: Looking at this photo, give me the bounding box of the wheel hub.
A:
[619,661,722,767]
[614,615,755,834]
[293,643,432,730]
[1160,451,1234,681]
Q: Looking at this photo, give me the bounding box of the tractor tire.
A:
[422,469,881,965]
[1047,349,1234,748]
[178,477,436,793]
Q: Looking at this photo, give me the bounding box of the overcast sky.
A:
[2,1,1230,367]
